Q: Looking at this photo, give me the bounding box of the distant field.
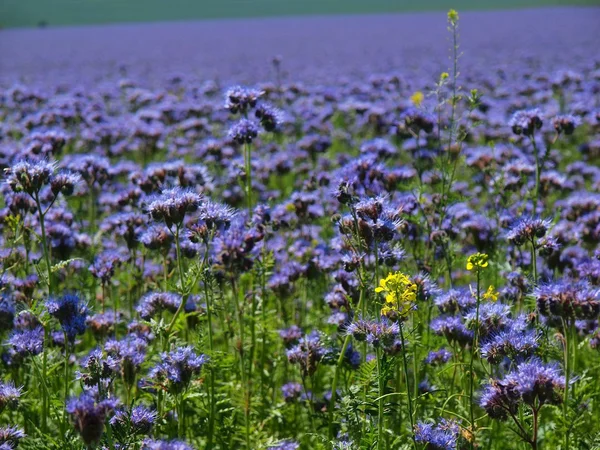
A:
[2,0,600,28]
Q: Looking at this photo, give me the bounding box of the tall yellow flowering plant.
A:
[375,271,417,321]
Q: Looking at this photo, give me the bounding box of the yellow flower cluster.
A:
[482,285,499,302]
[447,9,459,25]
[466,252,489,272]
[375,272,417,320]
[410,91,424,107]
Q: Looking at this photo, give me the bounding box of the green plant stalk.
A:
[563,321,571,450]
[530,240,538,285]
[61,333,70,440]
[165,226,189,341]
[34,193,52,432]
[232,279,251,449]
[399,321,416,449]
[328,287,364,440]
[244,142,253,215]
[531,136,541,214]
[376,347,385,450]
[203,270,216,448]
[469,270,481,449]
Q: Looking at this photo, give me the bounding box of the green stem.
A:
[530,240,538,285]
[328,288,365,440]
[531,136,541,214]
[34,193,53,295]
[165,226,188,342]
[244,142,253,215]
[469,270,481,449]
[563,321,571,450]
[399,321,416,449]
[376,348,385,450]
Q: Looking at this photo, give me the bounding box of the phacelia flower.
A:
[110,405,157,436]
[67,392,118,446]
[414,418,461,450]
[552,114,580,135]
[506,218,551,246]
[5,160,55,195]
[255,103,284,132]
[0,426,25,448]
[535,279,600,321]
[224,85,262,114]
[145,187,202,228]
[228,118,260,145]
[509,109,543,137]
[0,382,21,412]
[46,293,89,343]
[148,346,207,394]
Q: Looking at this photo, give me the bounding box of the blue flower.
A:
[46,293,89,343]
[414,419,460,449]
[148,346,207,393]
[66,392,118,446]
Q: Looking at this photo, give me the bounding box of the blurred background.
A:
[2,0,599,28]
[0,1,599,89]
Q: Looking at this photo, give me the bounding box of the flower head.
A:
[46,293,89,343]
[228,118,260,145]
[509,109,543,137]
[552,114,580,135]
[466,252,488,271]
[145,187,202,228]
[148,346,207,394]
[375,271,417,321]
[5,160,55,195]
[67,392,118,446]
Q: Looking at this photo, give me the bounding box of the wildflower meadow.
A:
[0,7,600,450]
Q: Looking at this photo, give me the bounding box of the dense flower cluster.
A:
[0,8,598,450]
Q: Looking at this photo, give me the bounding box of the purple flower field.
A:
[0,6,600,450]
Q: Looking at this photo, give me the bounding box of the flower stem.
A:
[469,270,482,449]
[399,321,416,449]
[376,348,385,450]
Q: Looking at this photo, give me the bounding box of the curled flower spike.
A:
[466,252,489,271]
[375,271,417,321]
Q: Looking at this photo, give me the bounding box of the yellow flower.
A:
[466,253,489,272]
[482,285,498,302]
[375,272,417,320]
[440,72,449,81]
[447,9,459,25]
[410,91,424,107]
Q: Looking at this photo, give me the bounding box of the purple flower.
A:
[136,292,181,320]
[110,405,157,436]
[7,327,44,357]
[142,439,193,450]
[425,348,453,366]
[552,114,581,135]
[414,419,460,450]
[148,346,207,393]
[66,393,118,446]
[4,160,55,195]
[46,293,89,343]
[506,218,551,246]
[0,382,21,412]
[105,336,148,385]
[281,382,303,402]
[224,85,262,114]
[0,426,25,448]
[228,118,260,145]
[145,187,202,228]
[509,109,543,136]
[535,279,600,321]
